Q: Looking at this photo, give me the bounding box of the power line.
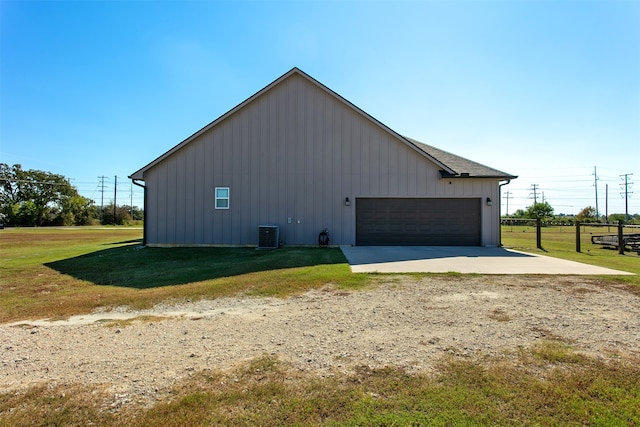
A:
[620,173,634,221]
[529,184,540,204]
[0,178,69,186]
[130,181,133,217]
[114,176,118,221]
[98,176,107,225]
[503,191,513,215]
[606,183,609,221]
[593,166,599,219]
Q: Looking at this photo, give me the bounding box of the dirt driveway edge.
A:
[2,275,639,406]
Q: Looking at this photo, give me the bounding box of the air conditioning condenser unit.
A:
[258,225,279,249]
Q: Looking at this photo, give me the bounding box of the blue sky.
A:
[1,0,638,215]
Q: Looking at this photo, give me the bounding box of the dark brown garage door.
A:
[356,198,481,246]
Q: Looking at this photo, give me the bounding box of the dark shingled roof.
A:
[404,137,517,180]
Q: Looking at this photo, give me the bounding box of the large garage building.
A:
[130,68,516,247]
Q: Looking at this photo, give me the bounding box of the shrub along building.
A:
[130,68,516,247]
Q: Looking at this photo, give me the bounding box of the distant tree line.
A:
[503,201,638,225]
[0,164,142,226]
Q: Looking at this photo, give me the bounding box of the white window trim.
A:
[215,187,230,210]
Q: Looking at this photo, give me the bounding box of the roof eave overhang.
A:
[439,170,518,180]
[129,171,144,181]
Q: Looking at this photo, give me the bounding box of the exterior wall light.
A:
[486,197,493,206]
[345,197,351,206]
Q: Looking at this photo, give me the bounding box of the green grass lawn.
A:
[502,224,640,283]
[1,227,639,426]
[0,227,365,322]
[3,226,636,324]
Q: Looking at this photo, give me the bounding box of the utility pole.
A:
[98,176,107,225]
[529,184,539,204]
[620,173,634,221]
[504,191,513,216]
[130,182,133,219]
[593,166,599,220]
[114,176,118,223]
[605,184,608,223]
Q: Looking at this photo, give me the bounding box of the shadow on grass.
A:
[106,239,144,245]
[45,245,348,289]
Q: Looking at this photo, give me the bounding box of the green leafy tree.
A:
[0,164,21,222]
[59,195,98,225]
[524,202,554,220]
[608,213,628,223]
[16,200,39,225]
[0,163,96,226]
[101,203,133,225]
[121,205,144,221]
[511,209,526,218]
[576,206,597,222]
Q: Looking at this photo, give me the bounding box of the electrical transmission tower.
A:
[98,176,107,225]
[504,191,513,215]
[593,166,599,219]
[605,184,609,222]
[130,182,134,218]
[114,176,118,222]
[529,184,540,204]
[620,173,634,221]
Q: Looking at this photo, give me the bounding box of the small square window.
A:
[215,187,230,209]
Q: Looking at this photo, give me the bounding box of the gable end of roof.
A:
[130,67,457,180]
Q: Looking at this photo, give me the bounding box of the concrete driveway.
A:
[340,246,634,275]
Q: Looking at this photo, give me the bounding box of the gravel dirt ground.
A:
[2,275,639,408]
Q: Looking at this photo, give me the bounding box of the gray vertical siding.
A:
[143,73,503,247]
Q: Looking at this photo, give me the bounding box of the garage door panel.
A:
[356,198,481,246]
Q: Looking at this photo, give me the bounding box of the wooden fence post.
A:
[575,221,581,253]
[618,221,624,255]
[536,218,542,249]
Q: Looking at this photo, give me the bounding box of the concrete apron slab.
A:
[340,246,634,275]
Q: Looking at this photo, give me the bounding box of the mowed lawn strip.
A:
[502,224,640,282]
[0,227,366,323]
[3,226,639,323]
